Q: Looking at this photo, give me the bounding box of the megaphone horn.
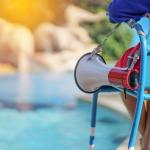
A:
[74,53,139,93]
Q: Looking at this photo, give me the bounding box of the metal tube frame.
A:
[89,20,150,150]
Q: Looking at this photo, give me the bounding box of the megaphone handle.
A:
[89,92,99,150]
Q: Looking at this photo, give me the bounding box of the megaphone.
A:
[74,53,139,93]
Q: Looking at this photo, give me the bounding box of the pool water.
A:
[0,72,131,150]
[0,101,130,150]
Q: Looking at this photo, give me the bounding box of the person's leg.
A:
[120,93,147,136]
[141,92,150,150]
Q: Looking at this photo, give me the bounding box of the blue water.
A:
[0,72,80,108]
[0,72,130,150]
[0,102,130,150]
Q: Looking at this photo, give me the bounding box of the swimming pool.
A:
[0,72,130,150]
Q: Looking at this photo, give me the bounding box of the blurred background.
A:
[0,0,144,149]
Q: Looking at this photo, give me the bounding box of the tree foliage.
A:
[75,0,133,61]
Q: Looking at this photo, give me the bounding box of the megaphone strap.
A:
[90,23,121,58]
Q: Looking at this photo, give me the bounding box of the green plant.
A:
[76,0,133,61]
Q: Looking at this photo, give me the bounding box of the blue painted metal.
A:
[89,92,98,147]
[144,94,150,100]
[146,51,150,89]
[91,92,98,128]
[89,20,150,150]
[148,48,150,54]
[128,23,147,149]
[115,87,138,98]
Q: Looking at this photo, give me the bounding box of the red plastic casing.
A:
[108,68,139,90]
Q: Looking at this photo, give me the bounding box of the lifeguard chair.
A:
[88,20,150,150]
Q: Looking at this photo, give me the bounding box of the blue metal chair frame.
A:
[89,21,150,150]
